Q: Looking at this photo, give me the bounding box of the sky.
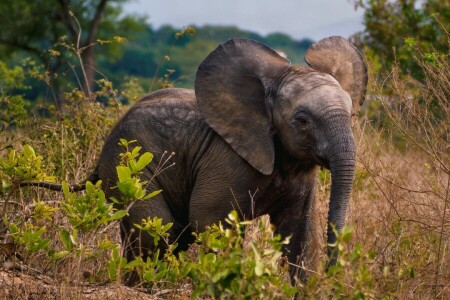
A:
[123,0,365,41]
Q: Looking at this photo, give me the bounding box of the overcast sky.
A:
[123,0,365,41]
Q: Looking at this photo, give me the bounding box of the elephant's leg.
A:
[188,152,256,230]
[120,193,183,284]
[188,174,254,231]
[189,186,240,231]
[270,195,320,282]
[121,196,172,256]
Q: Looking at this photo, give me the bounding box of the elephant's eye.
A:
[294,115,310,129]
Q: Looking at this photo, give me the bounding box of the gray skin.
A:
[95,37,367,282]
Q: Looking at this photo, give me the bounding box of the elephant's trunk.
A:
[324,117,355,267]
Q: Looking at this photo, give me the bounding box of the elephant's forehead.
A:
[278,73,352,114]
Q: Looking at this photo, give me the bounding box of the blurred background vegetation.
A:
[0,0,313,114]
[0,0,447,114]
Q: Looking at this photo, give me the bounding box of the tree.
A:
[0,0,146,111]
[354,0,449,80]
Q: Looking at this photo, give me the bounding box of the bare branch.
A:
[56,0,78,39]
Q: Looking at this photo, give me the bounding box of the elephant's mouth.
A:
[312,153,330,170]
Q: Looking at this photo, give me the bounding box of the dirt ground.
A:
[0,268,191,300]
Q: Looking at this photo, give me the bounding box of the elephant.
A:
[24,36,367,282]
[95,36,367,281]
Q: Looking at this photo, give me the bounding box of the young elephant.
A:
[75,37,367,281]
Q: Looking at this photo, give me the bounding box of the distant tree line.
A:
[0,0,447,109]
[0,0,313,108]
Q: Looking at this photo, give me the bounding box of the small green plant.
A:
[1,140,163,283]
[106,242,128,281]
[0,61,28,134]
[119,210,297,298]
[301,226,377,299]
[124,217,192,286]
[6,218,51,254]
[61,180,127,232]
[0,145,56,194]
[135,216,173,247]
[189,211,297,299]
[111,139,161,205]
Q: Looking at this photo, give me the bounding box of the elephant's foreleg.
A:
[270,196,320,282]
[120,193,185,284]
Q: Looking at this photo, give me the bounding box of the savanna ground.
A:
[1,22,449,300]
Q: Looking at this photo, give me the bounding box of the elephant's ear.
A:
[195,39,290,175]
[304,36,368,112]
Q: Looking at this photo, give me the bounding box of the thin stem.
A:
[434,175,450,297]
[71,14,91,97]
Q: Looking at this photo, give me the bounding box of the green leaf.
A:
[110,209,128,221]
[212,269,230,283]
[85,180,94,193]
[143,189,162,200]
[136,152,153,170]
[8,150,16,162]
[52,251,70,260]
[59,229,73,251]
[129,160,137,172]
[134,188,146,199]
[22,144,35,158]
[71,228,78,245]
[62,181,70,199]
[207,284,216,297]
[131,146,141,157]
[108,260,118,280]
[255,261,264,276]
[283,285,298,297]
[116,166,131,182]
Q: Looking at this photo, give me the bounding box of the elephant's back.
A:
[136,88,197,109]
[129,88,201,127]
[97,87,211,205]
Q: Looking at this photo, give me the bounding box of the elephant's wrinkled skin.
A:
[96,37,367,281]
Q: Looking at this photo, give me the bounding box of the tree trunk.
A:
[80,0,108,98]
[81,46,95,98]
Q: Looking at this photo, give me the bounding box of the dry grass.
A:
[311,44,449,297]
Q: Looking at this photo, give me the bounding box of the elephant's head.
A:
[195,37,367,265]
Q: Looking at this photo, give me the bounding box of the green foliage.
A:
[0,96,27,131]
[0,145,55,194]
[61,180,127,232]
[117,139,153,175]
[111,139,161,204]
[0,61,28,131]
[355,0,449,81]
[116,211,296,298]
[134,217,173,247]
[107,243,128,281]
[9,74,122,181]
[0,60,28,92]
[189,211,296,299]
[0,0,147,100]
[31,200,59,221]
[7,220,51,254]
[122,217,191,285]
[1,139,158,274]
[301,226,378,299]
